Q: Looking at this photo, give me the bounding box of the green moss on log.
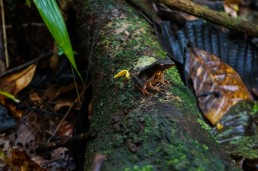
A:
[74,0,240,170]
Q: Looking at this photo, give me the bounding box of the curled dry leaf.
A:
[0,64,36,96]
[0,64,36,118]
[185,48,253,125]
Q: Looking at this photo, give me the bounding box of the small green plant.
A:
[253,103,258,113]
[33,0,82,80]
[26,0,31,7]
[0,90,20,103]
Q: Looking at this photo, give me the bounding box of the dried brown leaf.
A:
[186,48,253,125]
[10,148,46,171]
[0,64,36,96]
[0,65,36,118]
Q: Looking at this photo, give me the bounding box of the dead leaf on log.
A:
[186,48,253,125]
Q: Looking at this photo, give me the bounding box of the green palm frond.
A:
[34,0,82,80]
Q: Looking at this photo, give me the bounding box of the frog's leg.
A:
[135,83,150,95]
[132,75,150,95]
[147,81,160,92]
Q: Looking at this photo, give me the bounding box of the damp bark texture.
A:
[74,0,240,170]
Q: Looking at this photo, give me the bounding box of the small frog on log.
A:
[132,59,175,95]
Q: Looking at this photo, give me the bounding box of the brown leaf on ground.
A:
[29,92,42,103]
[186,48,253,125]
[10,148,46,171]
[0,64,36,97]
[0,64,36,117]
[45,83,81,101]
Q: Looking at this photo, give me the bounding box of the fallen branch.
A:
[159,0,258,37]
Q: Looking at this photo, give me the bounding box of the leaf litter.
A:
[0,1,88,170]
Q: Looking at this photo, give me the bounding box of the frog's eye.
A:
[114,70,130,79]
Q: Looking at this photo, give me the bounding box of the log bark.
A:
[74,0,240,170]
[159,0,258,37]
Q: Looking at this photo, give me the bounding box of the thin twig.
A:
[71,66,82,105]
[80,8,100,103]
[5,23,45,29]
[47,82,91,143]
[0,0,9,67]
[0,52,52,79]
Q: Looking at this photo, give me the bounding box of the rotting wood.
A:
[159,0,258,37]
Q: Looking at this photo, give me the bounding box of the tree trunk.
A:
[74,0,240,170]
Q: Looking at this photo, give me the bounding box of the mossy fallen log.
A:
[74,0,240,170]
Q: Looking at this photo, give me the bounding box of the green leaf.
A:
[57,45,64,56]
[33,0,82,80]
[26,0,31,7]
[0,90,20,103]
